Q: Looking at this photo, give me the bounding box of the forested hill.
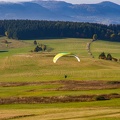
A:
[0,20,120,41]
[0,1,120,24]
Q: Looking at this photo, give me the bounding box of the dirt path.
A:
[86,39,95,58]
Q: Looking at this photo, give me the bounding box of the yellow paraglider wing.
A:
[53,52,80,63]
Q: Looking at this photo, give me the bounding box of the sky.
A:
[0,0,120,5]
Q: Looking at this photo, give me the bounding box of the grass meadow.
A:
[0,37,120,120]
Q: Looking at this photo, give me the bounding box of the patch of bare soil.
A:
[57,80,120,90]
[0,94,120,104]
[0,80,120,90]
[0,80,120,104]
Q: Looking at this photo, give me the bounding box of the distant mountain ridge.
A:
[0,0,120,24]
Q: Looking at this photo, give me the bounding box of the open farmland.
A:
[0,37,120,120]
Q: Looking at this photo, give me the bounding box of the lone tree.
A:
[34,44,47,52]
[34,45,42,52]
[41,44,46,51]
[34,40,37,45]
[93,34,98,41]
[99,52,106,59]
[106,53,112,60]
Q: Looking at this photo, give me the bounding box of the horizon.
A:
[0,0,120,5]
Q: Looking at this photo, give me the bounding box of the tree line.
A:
[0,20,120,41]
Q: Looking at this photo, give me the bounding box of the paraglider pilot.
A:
[64,75,67,79]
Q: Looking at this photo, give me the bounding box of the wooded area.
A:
[0,20,120,41]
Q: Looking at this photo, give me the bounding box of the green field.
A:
[0,37,120,120]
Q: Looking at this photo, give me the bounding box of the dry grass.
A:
[0,53,120,82]
[0,107,120,120]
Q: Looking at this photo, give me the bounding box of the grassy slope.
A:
[0,37,120,120]
[0,38,120,82]
[91,40,120,58]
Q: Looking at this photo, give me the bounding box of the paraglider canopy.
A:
[53,52,80,63]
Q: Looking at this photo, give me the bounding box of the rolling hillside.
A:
[0,37,120,81]
[0,37,120,120]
